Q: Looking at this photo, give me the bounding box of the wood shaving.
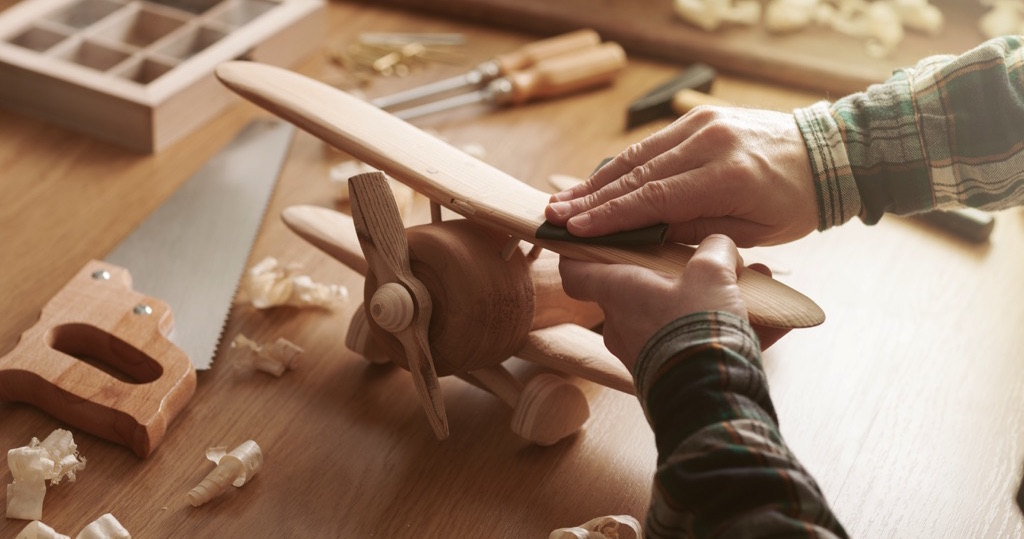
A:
[888,0,944,35]
[74,514,130,539]
[817,0,905,58]
[674,0,762,31]
[16,520,70,539]
[244,256,348,310]
[978,0,1024,38]
[231,334,303,377]
[680,0,948,58]
[549,515,642,539]
[764,0,821,33]
[16,514,130,539]
[188,441,263,507]
[6,430,87,520]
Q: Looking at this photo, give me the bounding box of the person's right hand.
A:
[545,105,820,247]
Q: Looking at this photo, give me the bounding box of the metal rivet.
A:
[133,304,153,315]
[91,270,111,281]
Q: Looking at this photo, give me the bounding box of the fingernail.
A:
[551,190,575,202]
[568,212,591,229]
[548,201,571,218]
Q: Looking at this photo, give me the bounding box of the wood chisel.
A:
[371,28,601,110]
[0,118,295,457]
[389,41,627,120]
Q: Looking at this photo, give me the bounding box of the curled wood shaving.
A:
[674,0,762,31]
[244,257,348,310]
[549,515,642,539]
[979,0,1024,38]
[679,0,946,58]
[17,513,131,539]
[188,441,263,507]
[817,0,905,58]
[764,0,821,33]
[16,520,69,539]
[6,430,87,520]
[231,334,303,377]
[32,429,87,486]
[74,514,130,539]
[889,0,943,35]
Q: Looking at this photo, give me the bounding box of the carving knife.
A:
[0,118,295,457]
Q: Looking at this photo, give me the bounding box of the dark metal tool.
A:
[626,63,716,129]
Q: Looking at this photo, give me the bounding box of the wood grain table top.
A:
[2,1,1023,537]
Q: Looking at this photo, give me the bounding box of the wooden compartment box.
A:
[0,0,324,151]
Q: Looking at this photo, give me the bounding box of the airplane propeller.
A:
[281,176,617,445]
[348,171,448,439]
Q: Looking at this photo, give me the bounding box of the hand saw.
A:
[0,118,295,457]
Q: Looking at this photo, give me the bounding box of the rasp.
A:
[0,118,295,457]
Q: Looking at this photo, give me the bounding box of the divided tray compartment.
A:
[0,0,324,151]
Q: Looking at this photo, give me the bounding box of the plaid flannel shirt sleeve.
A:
[795,36,1024,228]
[635,312,848,539]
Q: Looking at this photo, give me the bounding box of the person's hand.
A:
[545,106,819,247]
[559,235,787,371]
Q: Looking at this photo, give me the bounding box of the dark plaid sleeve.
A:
[634,312,847,538]
[795,36,1024,228]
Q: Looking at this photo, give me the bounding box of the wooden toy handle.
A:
[504,42,626,104]
[0,260,196,458]
[494,29,601,74]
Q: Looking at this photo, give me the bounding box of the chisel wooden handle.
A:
[0,261,196,457]
[494,29,601,73]
[672,87,731,114]
[504,42,626,105]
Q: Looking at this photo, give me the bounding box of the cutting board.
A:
[359,0,990,95]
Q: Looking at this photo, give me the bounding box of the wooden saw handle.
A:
[0,260,196,458]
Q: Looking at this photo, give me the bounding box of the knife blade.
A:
[0,118,295,457]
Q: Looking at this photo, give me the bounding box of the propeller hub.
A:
[369,282,415,332]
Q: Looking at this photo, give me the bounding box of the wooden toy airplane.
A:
[215,61,825,444]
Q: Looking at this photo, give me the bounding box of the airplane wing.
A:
[518,323,634,395]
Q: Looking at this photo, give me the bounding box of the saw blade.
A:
[105,117,295,369]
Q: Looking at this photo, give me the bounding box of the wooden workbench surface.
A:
[2,1,1023,537]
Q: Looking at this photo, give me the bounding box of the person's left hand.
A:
[558,234,787,371]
